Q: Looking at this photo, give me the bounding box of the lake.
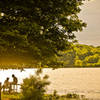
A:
[0,68,100,100]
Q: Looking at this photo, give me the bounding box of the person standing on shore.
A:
[2,77,11,93]
[11,74,18,85]
[11,74,18,92]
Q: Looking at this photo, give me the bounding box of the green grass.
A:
[1,92,88,100]
[1,92,21,100]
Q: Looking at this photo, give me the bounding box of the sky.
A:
[76,0,100,46]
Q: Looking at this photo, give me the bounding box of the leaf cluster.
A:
[0,0,86,65]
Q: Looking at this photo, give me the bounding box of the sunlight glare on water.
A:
[0,68,100,99]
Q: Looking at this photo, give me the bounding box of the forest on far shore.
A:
[0,44,100,69]
[58,44,100,67]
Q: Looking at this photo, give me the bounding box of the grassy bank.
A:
[1,93,88,100]
[2,93,21,100]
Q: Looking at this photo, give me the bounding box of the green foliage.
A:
[32,44,100,67]
[84,54,99,63]
[0,0,86,65]
[0,44,100,68]
[66,93,79,99]
[2,93,21,100]
[21,69,50,100]
[58,44,100,67]
[2,93,88,100]
[45,93,88,100]
[74,59,83,67]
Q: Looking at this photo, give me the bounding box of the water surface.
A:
[0,68,100,99]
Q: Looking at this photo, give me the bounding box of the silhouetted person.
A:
[2,77,11,93]
[11,74,18,92]
[12,74,18,85]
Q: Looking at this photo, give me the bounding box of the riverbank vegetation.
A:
[58,44,100,67]
[0,44,100,68]
[2,93,88,100]
[1,69,88,100]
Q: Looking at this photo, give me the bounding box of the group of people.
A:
[2,74,18,93]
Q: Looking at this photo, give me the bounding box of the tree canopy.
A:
[0,0,86,66]
[58,44,100,67]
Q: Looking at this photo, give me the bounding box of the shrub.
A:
[21,69,50,100]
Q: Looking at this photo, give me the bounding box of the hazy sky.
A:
[76,0,100,46]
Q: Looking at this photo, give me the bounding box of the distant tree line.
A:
[0,44,100,68]
[58,44,100,67]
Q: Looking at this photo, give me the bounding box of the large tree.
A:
[0,0,86,66]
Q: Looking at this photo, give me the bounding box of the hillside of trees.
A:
[58,44,100,67]
[0,44,100,68]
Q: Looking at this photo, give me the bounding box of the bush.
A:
[66,93,79,99]
[21,69,50,100]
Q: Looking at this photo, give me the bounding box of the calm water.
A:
[0,68,100,99]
